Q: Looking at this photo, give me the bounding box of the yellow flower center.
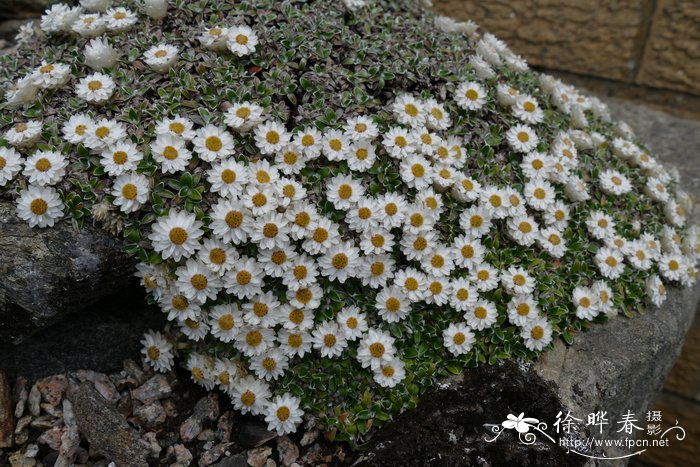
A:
[456,288,469,301]
[414,237,428,251]
[369,343,385,358]
[226,210,243,228]
[163,146,179,160]
[329,139,342,151]
[191,274,208,290]
[355,123,367,132]
[332,253,349,270]
[301,134,314,147]
[235,34,249,45]
[534,188,546,200]
[40,64,54,74]
[548,234,561,246]
[113,11,126,20]
[356,148,368,160]
[395,136,407,148]
[517,303,530,316]
[241,391,255,407]
[453,332,466,345]
[271,250,287,265]
[75,124,87,136]
[95,126,110,139]
[382,366,395,377]
[489,195,502,208]
[289,308,304,324]
[191,367,204,381]
[295,211,311,227]
[245,330,262,346]
[121,184,138,200]
[252,193,267,207]
[611,176,622,186]
[323,334,337,347]
[461,245,474,258]
[517,131,530,143]
[385,297,401,313]
[30,199,48,215]
[293,265,308,280]
[474,307,487,319]
[277,406,290,421]
[532,159,543,170]
[295,288,312,304]
[513,274,526,286]
[209,248,226,265]
[477,270,489,281]
[169,122,185,134]
[579,297,591,308]
[605,256,618,267]
[218,315,234,330]
[519,222,532,234]
[346,317,358,329]
[555,210,565,221]
[470,215,483,228]
[169,227,188,245]
[313,228,328,243]
[531,326,544,340]
[669,260,679,271]
[429,281,442,294]
[154,50,167,58]
[262,357,276,371]
[205,136,223,152]
[288,334,302,348]
[404,103,418,117]
[236,270,252,285]
[283,151,298,164]
[431,107,444,120]
[370,262,385,276]
[338,184,353,199]
[35,158,51,172]
[253,302,268,317]
[262,223,278,238]
[265,131,280,144]
[236,107,251,118]
[146,346,160,360]
[171,295,188,310]
[113,151,128,165]
[465,89,478,101]
[88,80,103,92]
[256,170,270,184]
[523,101,536,112]
[431,255,444,268]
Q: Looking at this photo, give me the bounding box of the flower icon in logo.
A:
[502,413,540,433]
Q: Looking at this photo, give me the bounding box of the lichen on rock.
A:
[0,0,698,442]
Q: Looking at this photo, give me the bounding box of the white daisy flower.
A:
[449,278,478,312]
[155,116,196,141]
[404,204,435,235]
[231,375,270,415]
[346,140,377,171]
[208,198,252,244]
[31,61,71,89]
[249,212,289,250]
[175,259,223,303]
[326,174,364,210]
[84,37,119,71]
[524,178,556,211]
[278,329,313,357]
[595,247,625,279]
[375,192,407,229]
[258,244,297,278]
[599,170,632,196]
[543,201,570,231]
[235,326,275,357]
[645,275,667,307]
[5,121,43,148]
[501,266,535,295]
[626,240,653,271]
[521,318,553,351]
[423,275,451,306]
[135,262,167,300]
[151,135,192,174]
[318,242,360,283]
[264,393,303,436]
[278,304,314,331]
[383,127,416,159]
[208,304,244,342]
[504,187,527,217]
[336,306,368,341]
[564,175,591,202]
[213,358,238,393]
[207,158,248,198]
[392,94,425,127]
[645,177,670,203]
[443,323,476,356]
[15,22,37,47]
[393,268,427,302]
[399,231,434,261]
[104,7,138,32]
[224,101,264,132]
[359,254,395,289]
[41,4,81,33]
[282,254,319,290]
[140,330,174,372]
[357,328,396,370]
[422,246,455,277]
[16,185,63,228]
[23,150,66,186]
[592,280,616,316]
[376,286,410,323]
[100,141,142,176]
[507,294,540,326]
[373,358,406,388]
[61,114,93,144]
[360,228,394,255]
[303,217,340,255]
[417,190,444,218]
[664,200,687,228]
[321,129,350,161]
[224,256,264,300]
[454,81,487,111]
[227,25,258,56]
[84,118,127,150]
[111,172,149,213]
[254,120,290,155]
[287,284,324,310]
[496,83,520,107]
[186,353,215,389]
[180,315,210,342]
[424,98,452,130]
[0,147,23,186]
[276,144,307,175]
[470,263,500,292]
[285,202,320,240]
[451,175,481,203]
[191,125,234,162]
[573,286,599,320]
[148,209,203,261]
[311,321,348,358]
[160,288,201,322]
[399,154,433,191]
[660,226,683,253]
[76,72,115,104]
[199,26,229,51]
[432,164,458,190]
[506,215,539,247]
[538,228,567,258]
[586,211,616,240]
[506,124,539,153]
[520,152,551,180]
[658,253,686,282]
[250,347,289,381]
[479,186,510,219]
[465,299,498,330]
[243,292,280,327]
[452,234,485,269]
[460,205,492,237]
[72,13,105,37]
[343,116,379,141]
[345,198,380,232]
[512,95,544,124]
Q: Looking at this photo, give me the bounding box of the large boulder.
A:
[358,97,700,464]
[0,1,63,20]
[0,200,135,343]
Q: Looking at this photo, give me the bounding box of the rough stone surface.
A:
[69,382,150,467]
[639,0,700,95]
[358,97,700,464]
[0,285,163,382]
[0,199,135,342]
[662,312,700,402]
[433,0,650,81]
[0,369,14,448]
[0,1,60,19]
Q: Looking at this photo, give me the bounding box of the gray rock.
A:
[180,393,220,442]
[357,99,700,465]
[0,199,134,343]
[134,401,167,428]
[0,369,14,448]
[131,374,172,403]
[210,453,248,467]
[236,420,277,449]
[69,382,150,467]
[0,1,63,20]
[55,399,79,467]
[276,436,300,467]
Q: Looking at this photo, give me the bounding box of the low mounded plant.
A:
[1,0,698,442]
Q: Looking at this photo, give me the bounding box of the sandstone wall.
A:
[433,0,700,96]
